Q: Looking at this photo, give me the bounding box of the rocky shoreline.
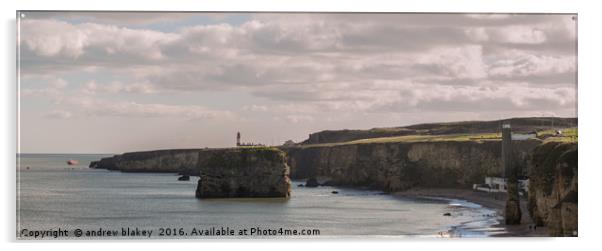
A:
[393,188,549,237]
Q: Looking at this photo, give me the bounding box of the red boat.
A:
[67,159,79,165]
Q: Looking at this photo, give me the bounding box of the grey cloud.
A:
[375,94,574,114]
[44,110,72,119]
[20,13,577,118]
[22,11,198,26]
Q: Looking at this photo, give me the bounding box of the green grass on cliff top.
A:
[297,132,503,148]
[541,128,578,143]
[297,127,577,148]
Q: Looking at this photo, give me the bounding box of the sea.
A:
[16,154,505,239]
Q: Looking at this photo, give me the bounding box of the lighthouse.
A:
[236,132,241,146]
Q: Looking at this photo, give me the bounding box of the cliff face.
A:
[90,149,201,175]
[528,142,578,236]
[195,148,291,198]
[285,140,540,191]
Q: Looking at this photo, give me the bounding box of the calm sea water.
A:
[17,154,504,239]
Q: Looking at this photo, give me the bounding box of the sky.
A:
[18,12,577,153]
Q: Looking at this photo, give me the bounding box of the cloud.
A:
[487,49,575,78]
[283,115,314,124]
[243,105,268,112]
[19,13,577,123]
[20,77,69,98]
[57,96,235,120]
[20,19,178,68]
[82,81,156,94]
[45,110,72,119]
[22,11,200,26]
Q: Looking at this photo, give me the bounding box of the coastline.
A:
[392,188,549,237]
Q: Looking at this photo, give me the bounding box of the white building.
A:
[511,133,537,140]
[473,176,529,195]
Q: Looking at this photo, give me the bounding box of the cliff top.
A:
[293,132,505,148]
[293,127,577,149]
[301,117,577,145]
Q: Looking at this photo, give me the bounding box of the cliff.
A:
[303,117,577,144]
[90,147,292,198]
[528,141,578,236]
[284,139,541,191]
[195,148,291,198]
[90,149,202,175]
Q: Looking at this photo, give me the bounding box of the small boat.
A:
[67,159,79,165]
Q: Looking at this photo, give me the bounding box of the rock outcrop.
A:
[528,141,578,236]
[91,147,291,198]
[195,148,291,198]
[304,177,319,187]
[284,140,540,192]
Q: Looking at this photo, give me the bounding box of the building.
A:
[235,132,265,147]
[282,140,296,147]
[473,176,529,195]
[511,132,537,140]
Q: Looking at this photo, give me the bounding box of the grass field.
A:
[295,127,577,148]
[540,127,578,143]
[295,132,503,148]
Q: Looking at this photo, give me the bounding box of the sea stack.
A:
[195,147,291,198]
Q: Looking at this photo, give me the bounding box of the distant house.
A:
[282,140,296,147]
[473,176,529,195]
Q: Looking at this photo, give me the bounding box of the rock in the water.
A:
[321,180,335,186]
[443,212,451,216]
[331,190,339,194]
[297,184,305,187]
[195,148,291,198]
[89,161,99,168]
[305,177,319,187]
[178,175,190,181]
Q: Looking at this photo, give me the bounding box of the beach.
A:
[393,188,549,237]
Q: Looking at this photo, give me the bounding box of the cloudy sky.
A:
[18,12,577,153]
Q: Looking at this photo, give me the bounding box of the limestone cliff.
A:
[90,149,201,175]
[90,147,291,198]
[195,148,291,198]
[528,141,578,236]
[284,140,540,191]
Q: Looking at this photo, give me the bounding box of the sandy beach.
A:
[393,188,549,237]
